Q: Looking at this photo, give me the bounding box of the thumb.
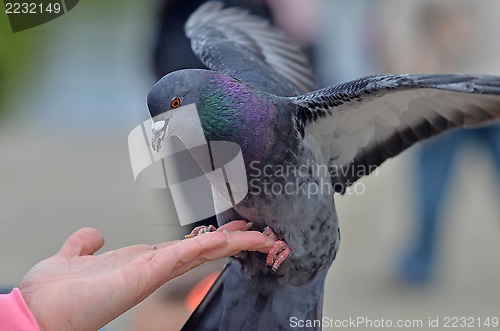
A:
[57,227,105,257]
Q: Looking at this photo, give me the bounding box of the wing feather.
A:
[290,74,500,193]
[185,1,316,96]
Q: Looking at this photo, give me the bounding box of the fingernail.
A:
[265,238,275,247]
[244,222,254,230]
[222,230,230,234]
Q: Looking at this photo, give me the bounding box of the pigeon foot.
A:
[185,225,217,238]
[263,226,291,272]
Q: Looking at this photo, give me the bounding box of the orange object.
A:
[186,272,219,312]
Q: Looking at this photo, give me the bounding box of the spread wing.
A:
[290,74,500,193]
[185,1,316,96]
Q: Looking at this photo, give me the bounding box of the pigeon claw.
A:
[185,225,217,238]
[266,241,291,272]
[263,226,290,272]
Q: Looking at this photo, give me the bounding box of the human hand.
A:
[19,221,274,331]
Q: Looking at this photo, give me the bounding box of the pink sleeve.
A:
[0,288,40,331]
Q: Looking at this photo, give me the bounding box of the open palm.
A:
[19,221,274,331]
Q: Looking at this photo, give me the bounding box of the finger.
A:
[97,242,175,262]
[151,241,178,250]
[136,231,276,287]
[203,230,275,258]
[217,220,253,232]
[57,227,105,258]
[118,242,177,253]
[150,231,229,276]
[166,231,275,278]
[172,230,274,270]
[173,231,229,262]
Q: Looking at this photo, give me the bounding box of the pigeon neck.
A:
[199,76,289,164]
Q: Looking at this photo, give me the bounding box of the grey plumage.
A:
[145,3,500,331]
[292,74,500,192]
[185,1,316,96]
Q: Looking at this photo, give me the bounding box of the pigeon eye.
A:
[171,97,182,109]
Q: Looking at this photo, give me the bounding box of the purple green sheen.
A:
[199,75,279,163]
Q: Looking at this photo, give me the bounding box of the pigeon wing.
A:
[185,1,316,96]
[290,74,500,193]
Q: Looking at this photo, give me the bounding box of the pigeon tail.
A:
[182,259,326,331]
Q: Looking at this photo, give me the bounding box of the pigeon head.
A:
[147,69,212,152]
[147,69,282,161]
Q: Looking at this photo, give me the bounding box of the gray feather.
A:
[185,1,316,96]
[290,74,500,193]
[182,260,325,331]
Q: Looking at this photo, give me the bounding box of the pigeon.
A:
[146,2,500,330]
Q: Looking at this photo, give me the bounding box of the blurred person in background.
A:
[152,0,317,79]
[374,1,500,283]
[398,2,500,284]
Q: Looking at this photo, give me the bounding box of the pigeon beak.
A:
[151,119,169,152]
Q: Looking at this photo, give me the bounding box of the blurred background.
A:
[1,0,499,330]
